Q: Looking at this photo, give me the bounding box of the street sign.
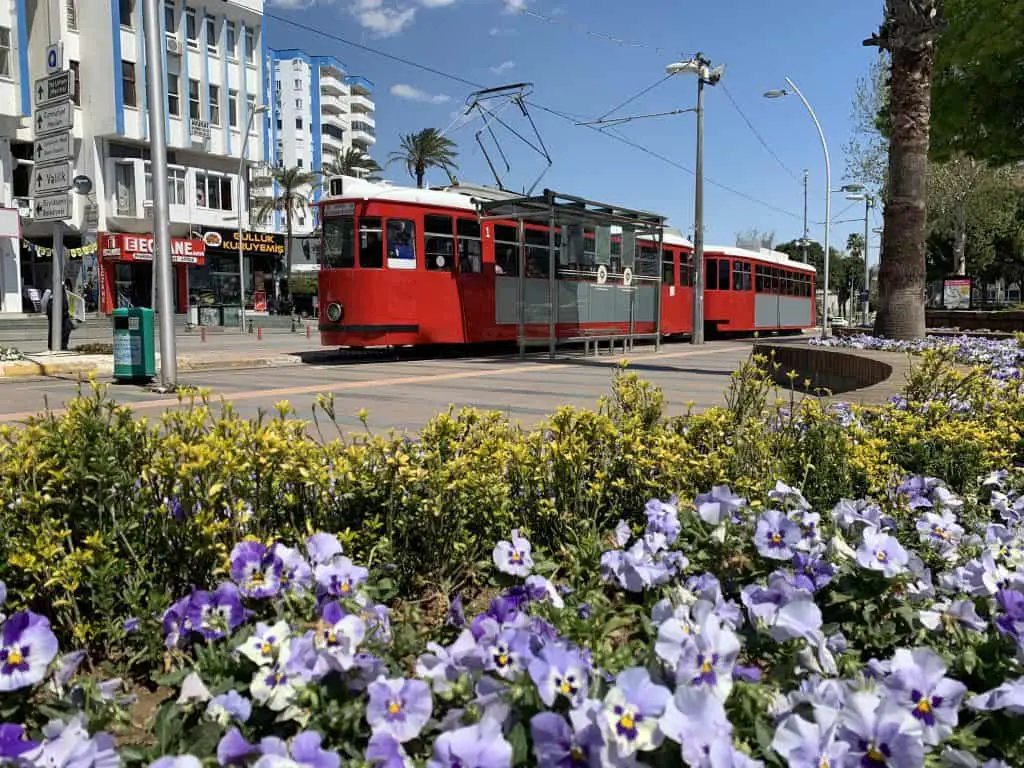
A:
[45,42,63,75]
[33,194,72,222]
[31,162,73,196]
[33,133,73,164]
[34,70,72,108]
[34,101,74,136]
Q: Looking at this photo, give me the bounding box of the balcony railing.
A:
[350,121,375,137]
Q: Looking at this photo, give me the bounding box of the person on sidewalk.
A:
[47,280,73,351]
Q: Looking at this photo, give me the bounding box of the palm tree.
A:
[865,0,945,339]
[254,165,317,305]
[322,147,383,180]
[388,128,458,189]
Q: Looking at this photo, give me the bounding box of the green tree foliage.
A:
[844,53,891,192]
[254,166,317,303]
[931,0,1024,163]
[322,148,383,180]
[387,128,459,189]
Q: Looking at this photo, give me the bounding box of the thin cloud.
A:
[266,0,316,9]
[489,26,517,36]
[502,0,526,13]
[420,0,457,5]
[347,0,417,37]
[490,60,516,75]
[390,83,451,104]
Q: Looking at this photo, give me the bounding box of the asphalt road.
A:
[0,340,757,435]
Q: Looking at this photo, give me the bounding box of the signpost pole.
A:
[49,224,63,351]
[142,0,176,388]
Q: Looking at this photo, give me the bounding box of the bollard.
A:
[257,326,263,340]
[200,326,206,343]
[248,319,254,334]
[305,324,311,339]
[290,315,297,333]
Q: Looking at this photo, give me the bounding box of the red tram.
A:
[316,179,816,348]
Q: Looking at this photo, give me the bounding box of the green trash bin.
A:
[112,307,156,381]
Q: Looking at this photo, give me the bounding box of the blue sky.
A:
[265,0,886,264]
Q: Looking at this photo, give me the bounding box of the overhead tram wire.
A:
[720,84,802,186]
[514,6,673,57]
[595,73,674,122]
[263,11,804,221]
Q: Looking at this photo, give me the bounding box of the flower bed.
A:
[0,351,1024,765]
[0,346,24,362]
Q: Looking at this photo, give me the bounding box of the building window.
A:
[119,0,134,27]
[188,78,200,120]
[295,117,302,129]
[0,28,10,78]
[246,95,257,132]
[66,0,78,31]
[276,118,282,130]
[185,7,197,46]
[294,78,301,88]
[121,61,137,107]
[114,162,136,216]
[209,84,220,125]
[228,89,238,127]
[195,171,233,211]
[225,22,236,57]
[144,164,187,205]
[244,28,254,62]
[69,60,80,105]
[205,15,217,52]
[167,73,180,116]
[297,158,303,168]
[295,98,302,109]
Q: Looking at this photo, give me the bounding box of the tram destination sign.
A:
[34,70,72,108]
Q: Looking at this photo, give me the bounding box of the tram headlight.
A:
[326,302,344,323]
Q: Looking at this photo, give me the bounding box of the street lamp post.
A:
[666,53,724,345]
[238,104,268,334]
[842,183,875,327]
[765,78,831,338]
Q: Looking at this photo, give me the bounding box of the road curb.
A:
[0,355,303,379]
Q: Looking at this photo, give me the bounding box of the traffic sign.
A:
[33,194,72,222]
[33,133,73,164]
[31,162,73,196]
[34,101,73,136]
[34,70,72,108]
[45,42,63,75]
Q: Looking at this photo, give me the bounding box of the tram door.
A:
[454,217,491,342]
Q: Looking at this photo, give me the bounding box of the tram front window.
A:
[322,216,355,268]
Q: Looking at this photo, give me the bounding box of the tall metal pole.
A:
[237,106,263,334]
[49,226,63,351]
[143,0,177,387]
[784,77,830,338]
[801,169,809,263]
[691,72,706,346]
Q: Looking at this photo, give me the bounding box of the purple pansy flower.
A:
[428,720,513,768]
[790,553,835,593]
[206,691,252,725]
[162,596,192,648]
[22,716,119,768]
[771,712,849,768]
[530,712,603,767]
[257,731,339,768]
[838,691,925,768]
[481,627,533,679]
[366,678,433,744]
[884,647,967,745]
[694,485,746,527]
[305,532,343,565]
[150,757,202,768]
[366,733,412,768]
[0,724,39,758]
[601,667,670,757]
[674,617,741,701]
[0,611,59,691]
[271,544,313,593]
[660,686,734,765]
[229,541,283,599]
[493,529,534,577]
[645,498,681,544]
[528,643,589,708]
[857,528,910,577]
[314,557,369,599]
[754,509,802,561]
[966,677,1024,715]
[187,583,247,641]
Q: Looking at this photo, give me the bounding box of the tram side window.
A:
[386,218,417,269]
[636,245,659,277]
[662,252,675,285]
[494,224,519,277]
[706,258,718,290]
[423,214,454,272]
[680,253,693,287]
[358,217,384,269]
[755,265,765,292]
[525,228,550,278]
[457,218,483,274]
[718,259,731,290]
[322,216,355,268]
[733,261,752,291]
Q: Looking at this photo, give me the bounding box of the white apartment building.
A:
[7,0,281,321]
[0,0,31,311]
[265,48,375,244]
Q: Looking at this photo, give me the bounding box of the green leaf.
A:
[508,721,529,766]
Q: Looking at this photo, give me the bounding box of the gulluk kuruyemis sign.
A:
[196,230,286,258]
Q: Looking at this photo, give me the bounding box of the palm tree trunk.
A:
[873,5,939,340]
[952,200,967,275]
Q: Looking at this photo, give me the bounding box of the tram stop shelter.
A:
[475,188,667,358]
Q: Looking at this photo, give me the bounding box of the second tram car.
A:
[316,179,816,349]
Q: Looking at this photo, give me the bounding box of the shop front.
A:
[97,233,205,316]
[187,228,286,320]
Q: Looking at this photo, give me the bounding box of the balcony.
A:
[322,123,345,151]
[320,68,346,96]
[350,120,375,145]
[349,94,374,114]
[345,75,373,98]
[320,89,346,115]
